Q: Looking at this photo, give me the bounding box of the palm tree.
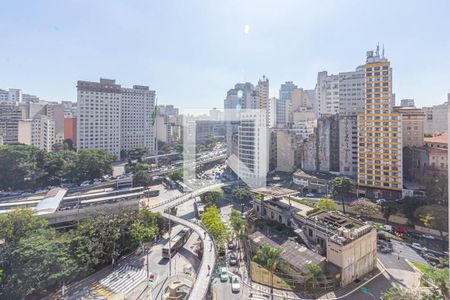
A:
[253,243,283,298]
[305,263,322,290]
[330,177,353,214]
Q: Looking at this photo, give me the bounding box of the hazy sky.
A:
[1,0,449,108]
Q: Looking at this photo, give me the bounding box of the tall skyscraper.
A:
[357,48,403,198]
[77,78,155,158]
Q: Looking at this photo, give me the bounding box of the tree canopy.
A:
[201,205,229,252]
[252,243,284,295]
[0,144,115,191]
[349,199,380,219]
[201,188,224,206]
[380,201,399,222]
[316,198,335,211]
[330,177,353,213]
[0,208,163,299]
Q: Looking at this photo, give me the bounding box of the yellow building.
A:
[357,48,403,199]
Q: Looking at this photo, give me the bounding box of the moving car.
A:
[231,275,240,292]
[80,180,91,187]
[411,243,423,251]
[422,234,435,240]
[305,193,314,197]
[220,267,229,282]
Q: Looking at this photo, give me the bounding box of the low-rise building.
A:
[293,169,332,194]
[251,190,377,287]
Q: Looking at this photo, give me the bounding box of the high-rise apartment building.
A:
[256,76,269,110]
[357,48,403,198]
[277,81,297,127]
[120,85,155,153]
[30,115,55,152]
[238,110,269,188]
[316,71,339,115]
[393,106,425,147]
[77,78,155,158]
[400,99,415,107]
[338,67,365,177]
[0,102,22,144]
[422,102,448,135]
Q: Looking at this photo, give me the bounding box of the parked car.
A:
[80,181,91,187]
[220,267,229,282]
[231,275,241,292]
[411,243,424,251]
[229,252,238,266]
[376,199,386,205]
[227,239,235,250]
[382,225,393,232]
[305,193,314,197]
[422,234,435,240]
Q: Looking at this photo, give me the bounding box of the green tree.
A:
[381,286,419,300]
[422,266,449,300]
[316,198,335,211]
[201,205,229,252]
[230,209,248,249]
[0,144,42,190]
[330,177,353,214]
[0,209,48,245]
[421,174,448,205]
[402,197,426,219]
[130,214,157,252]
[415,205,448,249]
[127,148,147,162]
[349,199,380,219]
[133,170,153,187]
[232,187,253,203]
[380,201,399,223]
[75,149,115,182]
[253,243,283,296]
[169,169,183,181]
[305,263,322,289]
[5,233,77,300]
[201,188,224,206]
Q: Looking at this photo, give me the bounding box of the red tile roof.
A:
[425,133,448,144]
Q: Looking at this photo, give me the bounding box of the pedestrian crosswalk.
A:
[91,265,147,298]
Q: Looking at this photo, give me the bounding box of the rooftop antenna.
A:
[382,44,385,58]
[376,43,380,56]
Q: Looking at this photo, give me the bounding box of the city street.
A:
[65,229,201,300]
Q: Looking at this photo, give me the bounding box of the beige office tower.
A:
[357,47,403,199]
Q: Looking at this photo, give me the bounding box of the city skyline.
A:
[1,0,449,108]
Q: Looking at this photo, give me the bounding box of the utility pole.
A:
[146,244,150,285]
[168,215,172,276]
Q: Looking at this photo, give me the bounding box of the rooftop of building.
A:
[252,186,298,199]
[425,133,448,144]
[248,230,325,273]
[293,169,334,181]
[308,210,365,231]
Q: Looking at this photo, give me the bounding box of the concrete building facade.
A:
[393,106,425,147]
[316,71,339,115]
[77,79,155,158]
[238,110,269,188]
[0,102,22,144]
